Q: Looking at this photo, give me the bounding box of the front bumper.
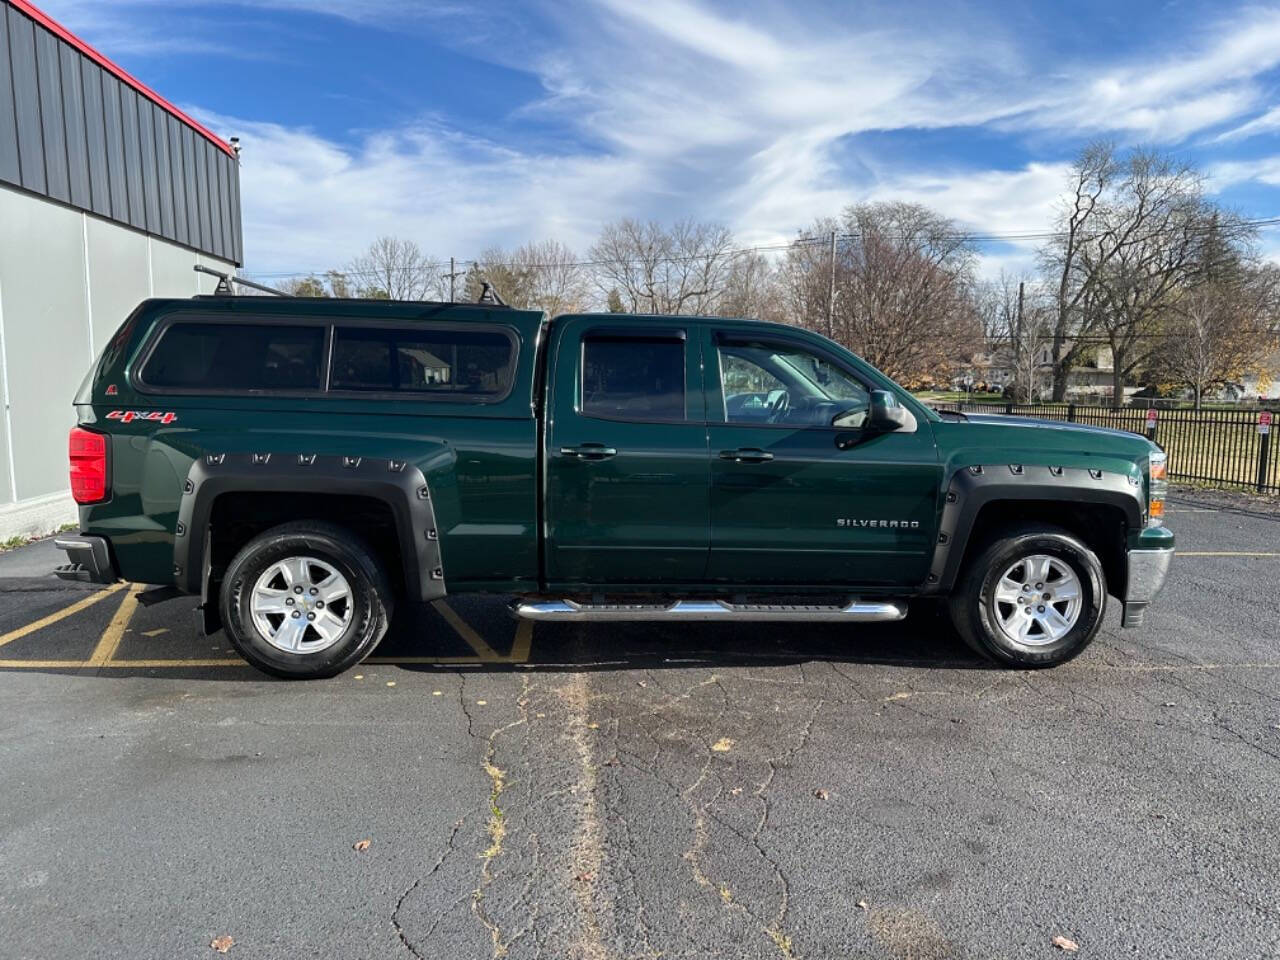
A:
[1120,546,1174,628]
[53,535,118,584]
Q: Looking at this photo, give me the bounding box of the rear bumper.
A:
[53,535,118,584]
[1120,547,1174,628]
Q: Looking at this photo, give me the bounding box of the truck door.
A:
[705,328,940,586]
[544,318,709,585]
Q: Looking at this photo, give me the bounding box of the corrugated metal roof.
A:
[0,0,243,265]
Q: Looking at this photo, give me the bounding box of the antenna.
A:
[194,265,289,297]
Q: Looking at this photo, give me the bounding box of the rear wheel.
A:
[950,524,1105,668]
[221,521,392,679]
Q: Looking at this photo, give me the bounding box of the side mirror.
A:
[866,390,917,433]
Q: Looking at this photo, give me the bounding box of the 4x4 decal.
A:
[106,410,178,424]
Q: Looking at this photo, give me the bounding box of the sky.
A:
[33,0,1280,281]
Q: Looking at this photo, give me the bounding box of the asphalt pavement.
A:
[0,489,1277,959]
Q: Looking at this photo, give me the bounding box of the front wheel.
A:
[221,521,393,679]
[949,524,1106,668]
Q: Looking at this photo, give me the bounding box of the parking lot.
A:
[1,490,1278,960]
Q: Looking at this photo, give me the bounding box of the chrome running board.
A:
[510,598,908,623]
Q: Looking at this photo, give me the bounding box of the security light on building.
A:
[0,0,243,537]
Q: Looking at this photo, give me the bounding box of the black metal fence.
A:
[929,402,1279,494]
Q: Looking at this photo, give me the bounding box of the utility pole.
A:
[826,231,837,339]
[1016,280,1026,402]
[442,257,467,302]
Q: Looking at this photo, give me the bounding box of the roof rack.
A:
[194,265,288,297]
[192,265,514,309]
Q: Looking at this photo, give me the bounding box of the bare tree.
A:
[981,273,1053,401]
[1158,265,1280,409]
[1079,152,1243,407]
[475,240,589,316]
[786,203,983,386]
[347,236,441,300]
[589,219,736,314]
[1041,141,1118,401]
[782,218,838,335]
[718,250,786,322]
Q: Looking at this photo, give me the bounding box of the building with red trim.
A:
[0,0,242,535]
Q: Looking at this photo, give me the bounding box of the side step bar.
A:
[511,599,908,623]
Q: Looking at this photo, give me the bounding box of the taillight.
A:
[1147,450,1167,527]
[69,427,109,504]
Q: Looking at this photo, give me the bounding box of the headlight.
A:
[1147,450,1167,527]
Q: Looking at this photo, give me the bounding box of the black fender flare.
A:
[923,464,1144,594]
[174,453,446,604]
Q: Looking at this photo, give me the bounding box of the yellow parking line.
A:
[0,581,127,651]
[433,599,504,662]
[103,658,248,667]
[1176,551,1280,557]
[86,584,145,667]
[0,659,94,668]
[509,620,533,663]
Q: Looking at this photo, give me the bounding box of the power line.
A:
[244,214,1280,283]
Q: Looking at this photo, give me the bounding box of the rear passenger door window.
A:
[331,327,515,398]
[580,334,686,421]
[140,322,325,391]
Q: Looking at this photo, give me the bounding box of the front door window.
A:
[719,342,869,429]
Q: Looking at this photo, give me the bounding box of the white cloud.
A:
[1009,6,1280,140]
[191,111,653,274]
[1214,105,1280,143]
[1210,156,1280,190]
[51,0,1280,277]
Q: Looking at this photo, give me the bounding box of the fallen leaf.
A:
[730,787,743,796]
[210,935,234,953]
[884,692,912,702]
[353,839,371,852]
[574,872,593,882]
[536,712,546,718]
[1052,935,1079,953]
[141,628,168,637]
[604,758,619,767]
[856,900,868,911]
[587,722,600,729]
[711,737,735,752]
[813,788,829,800]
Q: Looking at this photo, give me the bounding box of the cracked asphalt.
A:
[1,488,1278,959]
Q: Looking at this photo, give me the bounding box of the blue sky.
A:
[35,0,1280,278]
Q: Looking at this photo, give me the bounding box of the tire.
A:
[949,523,1105,668]
[221,520,393,679]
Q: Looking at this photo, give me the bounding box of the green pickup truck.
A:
[57,295,1174,678]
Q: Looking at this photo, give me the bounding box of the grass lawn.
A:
[912,391,1004,403]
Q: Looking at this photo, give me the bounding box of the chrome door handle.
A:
[719,448,774,463]
[561,444,618,460]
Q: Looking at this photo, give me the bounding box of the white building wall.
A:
[0,182,235,538]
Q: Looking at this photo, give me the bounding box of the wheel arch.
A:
[175,454,446,611]
[926,464,1143,597]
